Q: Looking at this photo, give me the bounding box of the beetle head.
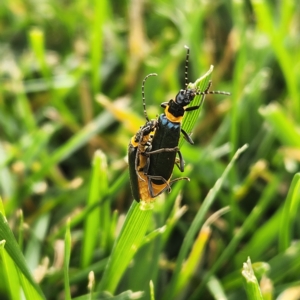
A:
[174,88,197,107]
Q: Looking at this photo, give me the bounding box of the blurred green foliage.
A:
[0,0,300,299]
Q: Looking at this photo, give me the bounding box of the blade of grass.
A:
[207,275,228,300]
[150,280,155,300]
[64,219,72,300]
[278,173,300,252]
[222,261,270,292]
[90,0,109,93]
[0,240,21,300]
[28,28,50,80]
[24,214,50,271]
[0,146,14,200]
[82,150,108,267]
[0,208,45,299]
[98,201,153,293]
[242,257,264,300]
[175,207,230,297]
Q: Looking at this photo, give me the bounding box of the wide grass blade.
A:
[82,150,109,267]
[98,201,153,293]
[0,240,20,300]
[0,206,45,299]
[279,173,300,252]
[90,0,110,93]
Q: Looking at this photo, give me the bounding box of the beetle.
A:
[142,46,230,196]
[128,74,189,202]
[128,119,158,201]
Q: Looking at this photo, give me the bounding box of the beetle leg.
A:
[181,128,194,144]
[184,104,202,111]
[148,180,170,198]
[144,146,180,156]
[147,176,190,198]
[135,149,145,181]
[146,175,172,197]
[176,150,185,172]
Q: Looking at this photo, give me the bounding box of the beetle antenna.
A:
[196,80,231,96]
[184,45,190,89]
[142,73,157,121]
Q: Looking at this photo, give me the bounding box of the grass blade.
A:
[0,240,21,300]
[0,207,45,299]
[278,173,300,252]
[98,201,153,293]
[64,219,72,300]
[242,257,264,300]
[82,150,109,267]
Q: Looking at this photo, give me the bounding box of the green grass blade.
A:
[18,270,44,300]
[242,257,264,300]
[98,151,110,252]
[175,207,230,296]
[150,280,155,300]
[207,275,228,300]
[24,214,50,271]
[28,28,50,79]
[278,173,300,252]
[64,219,72,300]
[175,226,211,296]
[98,201,153,294]
[90,0,109,93]
[29,28,50,79]
[0,240,20,300]
[82,150,109,267]
[0,211,45,299]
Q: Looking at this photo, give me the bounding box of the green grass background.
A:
[0,0,300,299]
